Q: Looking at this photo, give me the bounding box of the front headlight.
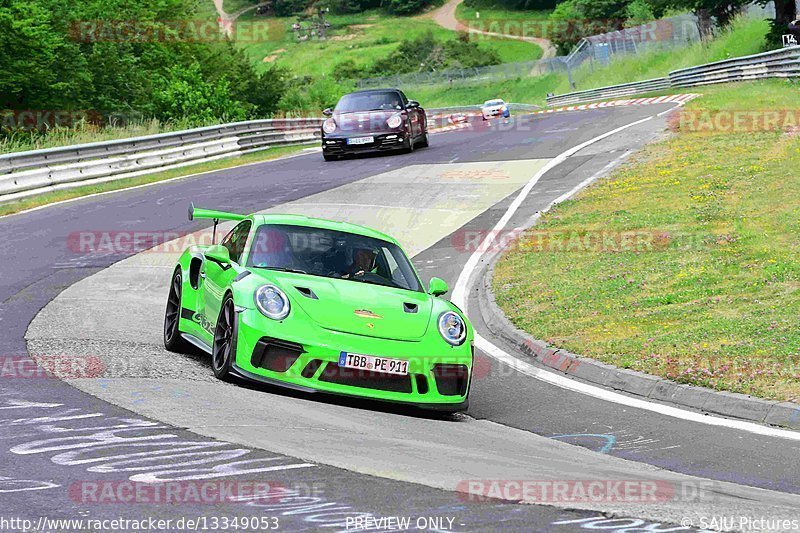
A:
[438,311,466,346]
[255,285,290,320]
[322,118,337,134]
[386,114,403,129]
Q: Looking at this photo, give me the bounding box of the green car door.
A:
[201,220,252,338]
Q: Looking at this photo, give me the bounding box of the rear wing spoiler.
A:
[188,203,247,244]
[188,203,246,222]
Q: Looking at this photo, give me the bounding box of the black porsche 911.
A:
[320,88,428,161]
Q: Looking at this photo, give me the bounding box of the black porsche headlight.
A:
[438,311,466,346]
[255,285,290,320]
[322,118,337,134]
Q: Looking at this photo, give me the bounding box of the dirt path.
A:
[428,0,557,59]
[210,0,271,37]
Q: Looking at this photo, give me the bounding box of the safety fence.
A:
[546,45,800,106]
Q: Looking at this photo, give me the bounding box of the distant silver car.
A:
[481,99,510,120]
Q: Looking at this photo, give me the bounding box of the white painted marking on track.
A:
[476,333,800,441]
[453,103,800,441]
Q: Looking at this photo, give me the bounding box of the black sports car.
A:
[321,88,428,161]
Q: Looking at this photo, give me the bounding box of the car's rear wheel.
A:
[164,268,190,353]
[211,295,237,381]
[323,153,337,162]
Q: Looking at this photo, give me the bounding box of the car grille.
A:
[318,363,413,393]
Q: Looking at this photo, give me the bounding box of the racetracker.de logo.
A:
[0,355,105,379]
[68,19,280,43]
[457,479,674,503]
[67,231,214,254]
[1,110,102,132]
[465,17,682,42]
[69,481,286,504]
[671,109,800,133]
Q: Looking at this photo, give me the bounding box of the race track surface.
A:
[3,106,799,531]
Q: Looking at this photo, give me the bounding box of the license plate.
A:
[346,136,374,145]
[338,351,408,375]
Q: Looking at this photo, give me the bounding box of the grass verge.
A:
[405,15,771,107]
[0,144,312,218]
[236,10,542,76]
[492,79,800,402]
[455,3,551,38]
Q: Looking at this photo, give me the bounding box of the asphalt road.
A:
[3,105,799,531]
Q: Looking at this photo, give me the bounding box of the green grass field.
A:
[235,10,542,77]
[492,80,800,402]
[456,2,551,38]
[406,16,771,106]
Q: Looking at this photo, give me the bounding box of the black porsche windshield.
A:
[334,91,403,113]
[246,224,423,292]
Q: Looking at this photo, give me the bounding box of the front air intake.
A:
[251,337,304,372]
[432,364,469,396]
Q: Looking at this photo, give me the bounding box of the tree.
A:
[760,0,797,47]
[153,63,249,124]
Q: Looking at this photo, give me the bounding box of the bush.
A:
[368,31,501,76]
[383,0,437,15]
[153,64,249,124]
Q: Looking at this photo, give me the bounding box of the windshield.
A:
[484,100,504,106]
[246,224,423,292]
[335,91,403,113]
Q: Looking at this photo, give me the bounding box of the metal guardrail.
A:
[0,104,542,203]
[545,78,670,106]
[668,45,800,87]
[0,118,324,202]
[546,46,800,106]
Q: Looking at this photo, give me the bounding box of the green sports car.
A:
[163,205,473,411]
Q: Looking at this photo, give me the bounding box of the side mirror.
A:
[323,108,333,116]
[428,277,449,297]
[205,244,231,267]
[406,100,420,109]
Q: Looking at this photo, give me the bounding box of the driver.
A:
[250,228,294,268]
[343,247,377,279]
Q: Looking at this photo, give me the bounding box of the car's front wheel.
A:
[417,132,429,148]
[164,268,190,353]
[405,132,415,153]
[211,295,237,381]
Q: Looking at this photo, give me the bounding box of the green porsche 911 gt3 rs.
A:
[163,204,473,411]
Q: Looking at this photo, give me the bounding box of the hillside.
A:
[406,15,772,106]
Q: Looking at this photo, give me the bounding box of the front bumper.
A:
[322,131,407,155]
[232,308,473,410]
[482,108,509,119]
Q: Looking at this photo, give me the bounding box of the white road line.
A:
[476,333,800,441]
[451,114,655,306]
[453,105,800,441]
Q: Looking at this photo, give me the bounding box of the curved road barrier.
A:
[547,46,800,106]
